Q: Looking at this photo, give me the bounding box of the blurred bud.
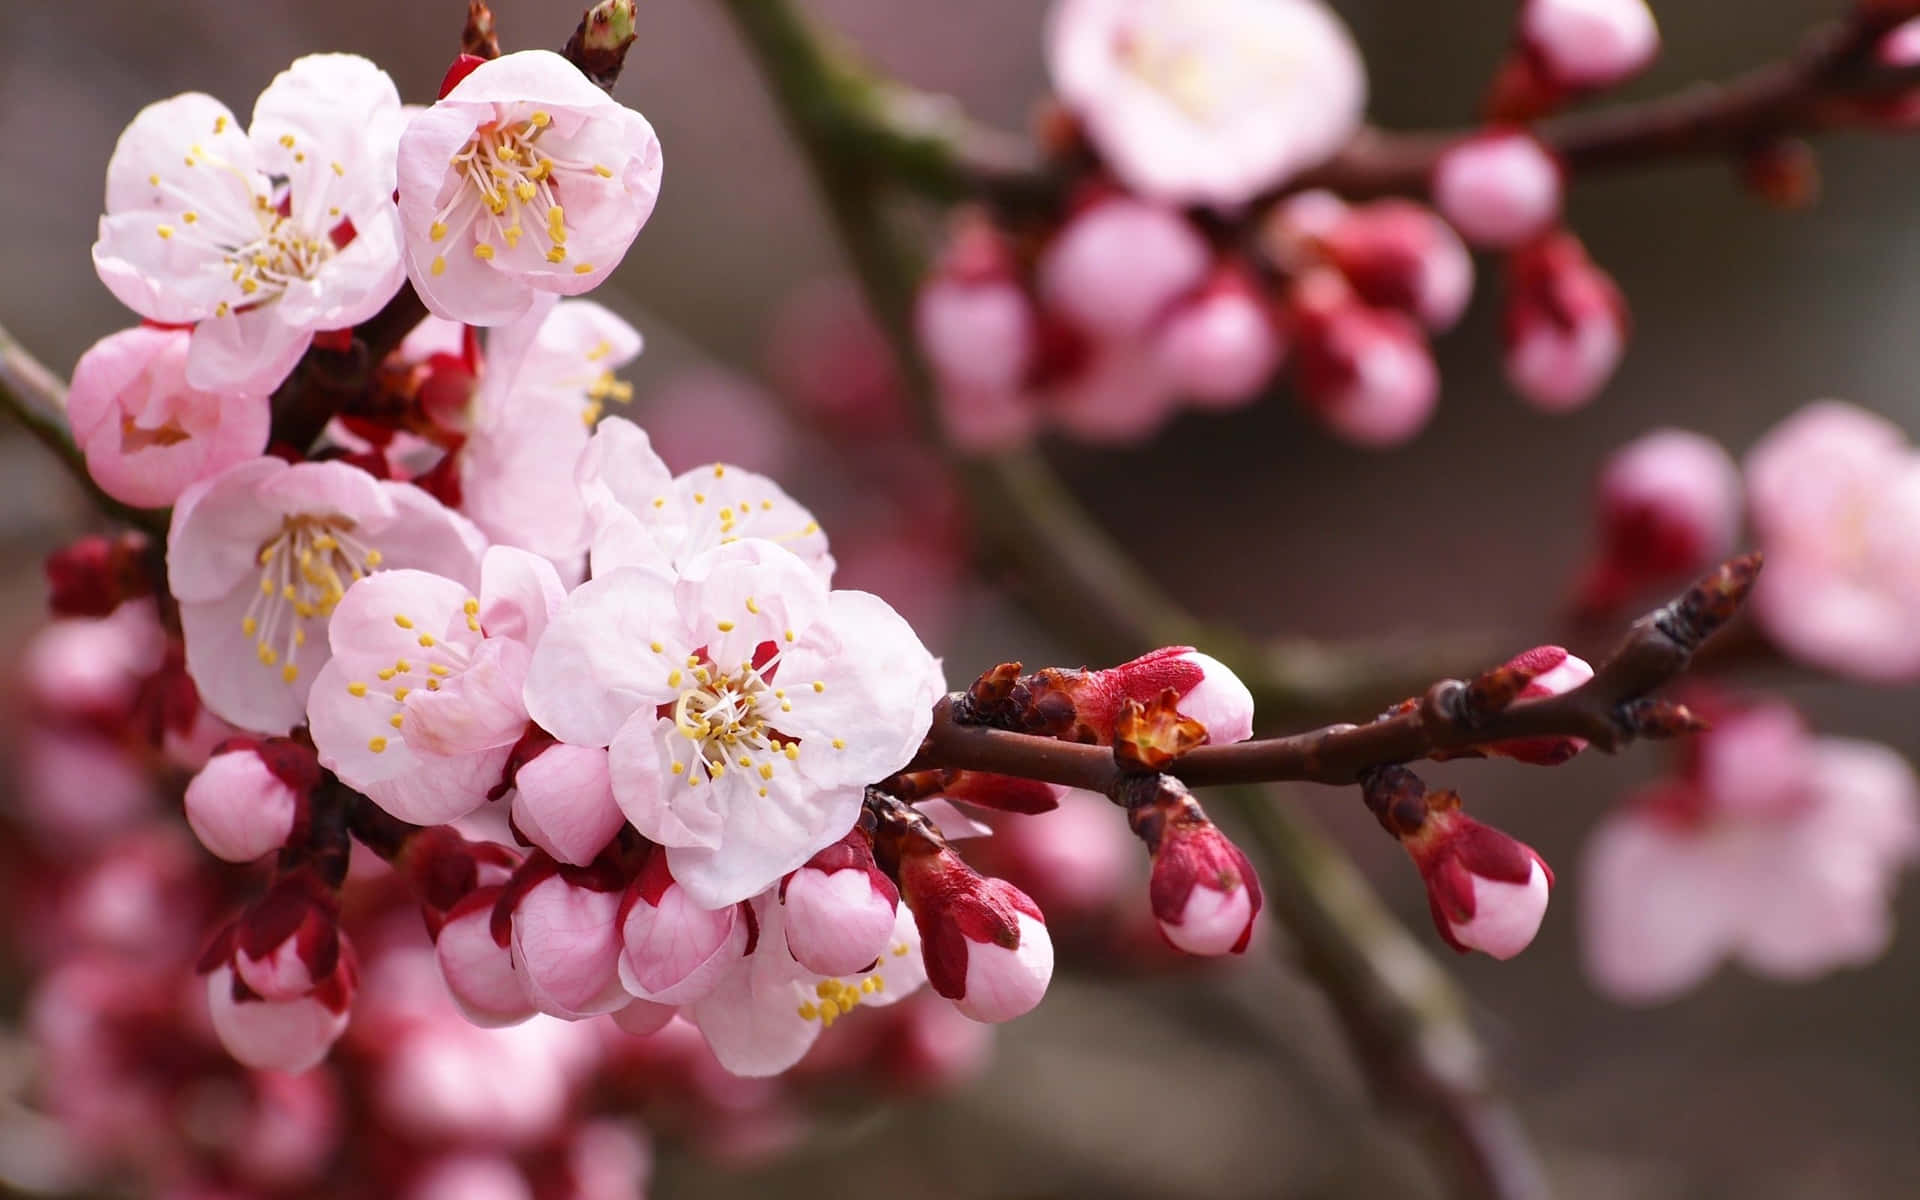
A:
[781,829,900,977]
[503,860,629,1018]
[1519,0,1659,90]
[1288,271,1439,448]
[183,738,315,863]
[1318,199,1476,332]
[201,874,343,1003]
[1431,131,1563,249]
[1485,645,1596,765]
[511,742,624,867]
[407,1155,533,1200]
[917,213,1035,396]
[616,850,747,1006]
[1120,775,1262,956]
[1151,267,1285,408]
[46,533,152,618]
[207,956,355,1074]
[435,887,536,1027]
[1260,189,1351,273]
[894,845,1053,1023]
[1037,196,1209,339]
[1576,428,1742,616]
[1738,138,1820,209]
[1503,232,1628,412]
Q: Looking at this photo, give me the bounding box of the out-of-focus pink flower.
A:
[781,830,900,977]
[1503,231,1628,412]
[1485,645,1595,765]
[1288,271,1439,447]
[397,50,663,325]
[1575,428,1743,616]
[765,276,908,440]
[640,367,793,478]
[1152,267,1285,408]
[22,600,166,723]
[168,457,486,733]
[918,215,1035,400]
[565,1119,654,1200]
[183,738,317,862]
[205,956,355,1073]
[1520,0,1659,90]
[1431,132,1563,249]
[92,55,407,392]
[406,1156,533,1200]
[309,546,562,825]
[66,327,270,509]
[964,789,1136,921]
[1580,699,1920,1002]
[18,729,159,852]
[1046,0,1366,207]
[1038,197,1209,340]
[1743,401,1920,681]
[1316,200,1475,333]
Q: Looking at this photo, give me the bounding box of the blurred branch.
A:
[0,320,168,536]
[1235,792,1549,1200]
[910,554,1757,793]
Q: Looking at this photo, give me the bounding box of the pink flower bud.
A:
[781,830,901,977]
[1151,269,1285,409]
[436,888,536,1027]
[1060,645,1257,745]
[1431,132,1563,249]
[217,875,342,1002]
[1408,812,1554,959]
[1503,232,1628,412]
[1037,198,1209,339]
[898,848,1053,1023]
[616,851,748,1006]
[1289,272,1439,448]
[206,954,355,1074]
[183,738,316,863]
[1148,815,1262,956]
[936,384,1040,454]
[46,532,153,619]
[1577,429,1742,614]
[1521,0,1659,90]
[508,868,628,1018]
[917,217,1035,396]
[406,1155,534,1200]
[511,743,625,867]
[1488,645,1595,765]
[1318,200,1476,332]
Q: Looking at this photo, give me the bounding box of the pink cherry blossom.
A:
[1289,271,1439,447]
[1743,401,1920,681]
[688,897,926,1076]
[168,457,486,734]
[1046,0,1366,208]
[308,545,560,825]
[512,742,625,866]
[576,416,834,581]
[1576,428,1743,615]
[1521,0,1660,90]
[407,1156,533,1200]
[1152,268,1285,408]
[1043,341,1184,445]
[780,830,901,977]
[616,851,750,1005]
[1581,701,1920,1003]
[1037,198,1209,340]
[1431,132,1563,249]
[92,55,407,392]
[916,216,1035,399]
[525,539,943,908]
[66,326,270,509]
[396,50,664,325]
[182,739,315,862]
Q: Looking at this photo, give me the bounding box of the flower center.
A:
[243,516,384,684]
[666,649,795,794]
[342,598,482,755]
[427,110,615,280]
[1114,8,1301,125]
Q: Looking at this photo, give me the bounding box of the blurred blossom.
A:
[766,276,907,439]
[1314,199,1476,333]
[1046,0,1366,208]
[1575,428,1742,617]
[1288,270,1439,447]
[1581,696,1920,1002]
[1502,231,1628,412]
[1038,197,1209,341]
[1151,267,1286,407]
[1519,0,1660,91]
[1430,132,1563,249]
[1744,400,1920,681]
[639,367,792,477]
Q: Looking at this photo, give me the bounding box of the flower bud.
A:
[1520,0,1659,91]
[209,874,343,1002]
[1577,429,1742,615]
[206,952,356,1074]
[505,864,628,1018]
[1289,271,1439,448]
[1151,268,1284,409]
[966,646,1254,746]
[1486,645,1595,765]
[616,850,748,1006]
[1317,199,1475,332]
[1503,232,1628,412]
[1408,806,1552,959]
[1037,197,1209,339]
[1118,774,1262,955]
[435,887,536,1027]
[916,214,1035,396]
[781,830,901,977]
[511,743,625,867]
[896,847,1053,1023]
[45,533,152,618]
[183,738,316,863]
[1431,132,1563,249]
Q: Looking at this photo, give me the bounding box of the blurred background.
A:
[5,0,1920,1195]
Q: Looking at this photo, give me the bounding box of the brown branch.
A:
[911,554,1759,794]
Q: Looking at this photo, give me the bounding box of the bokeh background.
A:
[4,0,1920,1195]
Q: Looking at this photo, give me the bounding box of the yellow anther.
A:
[418,634,436,648]
[216,302,230,318]
[182,211,198,224]
[529,110,552,127]
[671,762,686,775]
[545,246,567,263]
[257,644,278,666]
[473,243,495,261]
[667,670,683,688]
[389,713,404,729]
[798,1002,818,1021]
[716,620,735,633]
[693,493,706,504]
[593,163,613,177]
[394,615,414,629]
[784,744,800,761]
[377,668,396,681]
[213,116,228,133]
[784,629,796,643]
[368,737,388,753]
[242,616,259,635]
[279,133,296,148]
[149,173,160,185]
[813,681,826,693]
[759,764,774,781]
[282,665,299,683]
[649,641,664,653]
[428,663,450,677]
[331,161,345,176]
[709,763,725,778]
[430,255,448,277]
[832,739,845,750]
[348,682,368,697]
[547,206,566,241]
[156,225,174,240]
[364,550,383,567]
[395,659,412,673]
[573,263,594,275]
[429,221,448,242]
[503,225,522,248]
[393,687,410,701]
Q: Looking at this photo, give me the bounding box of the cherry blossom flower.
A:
[525,539,944,907]
[396,50,664,325]
[1581,700,1920,1002]
[92,54,407,392]
[1431,132,1563,249]
[688,896,926,1076]
[1575,428,1742,616]
[576,416,834,581]
[308,545,562,825]
[1743,401,1920,681]
[1314,199,1476,333]
[169,458,486,734]
[66,326,270,509]
[616,850,751,1005]
[1046,0,1367,208]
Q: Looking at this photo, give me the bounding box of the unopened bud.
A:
[1431,131,1563,249]
[183,737,315,863]
[895,846,1052,1023]
[917,213,1035,397]
[1485,645,1595,765]
[1519,0,1659,91]
[616,850,747,1006]
[1289,271,1439,448]
[562,0,639,91]
[205,873,342,1002]
[1577,428,1742,615]
[510,742,624,867]
[1120,775,1262,956]
[1504,231,1628,413]
[207,954,355,1074]
[1317,199,1476,332]
[502,859,628,1018]
[1378,781,1554,959]
[46,533,152,618]
[781,829,900,977]
[1037,197,1209,340]
[434,887,535,1027]
[1151,267,1285,408]
[960,647,1254,746]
